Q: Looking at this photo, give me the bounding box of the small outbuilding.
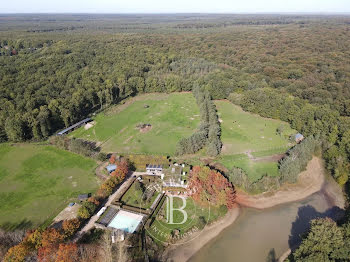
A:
[146,164,163,175]
[106,164,117,173]
[78,193,91,201]
[295,133,304,143]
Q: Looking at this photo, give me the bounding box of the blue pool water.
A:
[108,211,143,233]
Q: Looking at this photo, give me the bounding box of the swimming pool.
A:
[108,210,144,233]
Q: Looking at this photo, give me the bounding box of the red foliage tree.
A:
[87,196,100,206]
[109,154,116,164]
[188,166,236,209]
[37,228,65,262]
[38,245,58,262]
[55,243,78,262]
[112,159,129,181]
[41,228,64,248]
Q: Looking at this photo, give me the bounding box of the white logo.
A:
[166,196,188,224]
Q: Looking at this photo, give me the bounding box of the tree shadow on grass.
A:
[288,204,344,250]
[0,219,33,231]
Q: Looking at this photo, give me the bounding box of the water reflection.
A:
[190,191,344,262]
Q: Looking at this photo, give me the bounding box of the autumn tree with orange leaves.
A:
[3,244,29,262]
[62,219,81,238]
[55,243,78,262]
[110,158,129,182]
[188,166,236,209]
[37,228,65,262]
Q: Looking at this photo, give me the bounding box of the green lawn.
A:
[72,93,200,155]
[215,100,296,181]
[148,197,227,243]
[218,155,279,181]
[121,181,159,209]
[0,143,98,230]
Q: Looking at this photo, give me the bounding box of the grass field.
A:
[148,197,226,243]
[0,143,98,230]
[72,93,200,155]
[121,181,160,209]
[215,101,296,181]
[218,155,280,180]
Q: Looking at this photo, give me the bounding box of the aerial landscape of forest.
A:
[1,9,350,262]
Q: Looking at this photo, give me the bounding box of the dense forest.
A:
[2,14,350,180]
[175,85,222,156]
[1,14,350,260]
[1,14,350,142]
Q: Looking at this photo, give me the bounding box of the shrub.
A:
[62,219,81,238]
[96,152,107,161]
[279,136,320,184]
[78,206,91,219]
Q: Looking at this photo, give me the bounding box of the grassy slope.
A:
[0,144,98,229]
[148,197,226,243]
[72,93,200,155]
[216,100,295,181]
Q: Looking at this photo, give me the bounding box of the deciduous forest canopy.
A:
[1,14,350,183]
[1,13,350,262]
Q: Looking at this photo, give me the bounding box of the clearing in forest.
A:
[72,93,200,155]
[215,100,296,182]
[0,144,98,230]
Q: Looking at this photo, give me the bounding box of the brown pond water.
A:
[190,186,344,262]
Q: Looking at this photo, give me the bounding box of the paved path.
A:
[74,171,145,242]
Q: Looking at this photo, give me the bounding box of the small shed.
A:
[106,164,117,173]
[78,193,91,201]
[295,133,304,143]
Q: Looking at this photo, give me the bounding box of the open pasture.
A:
[215,100,295,181]
[72,93,200,155]
[0,143,98,229]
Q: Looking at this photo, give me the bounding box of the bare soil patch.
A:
[54,203,81,222]
[84,121,95,130]
[135,123,152,133]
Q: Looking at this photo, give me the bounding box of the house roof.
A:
[146,164,163,169]
[295,133,304,139]
[106,164,117,173]
[78,193,90,200]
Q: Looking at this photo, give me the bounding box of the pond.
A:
[190,184,344,262]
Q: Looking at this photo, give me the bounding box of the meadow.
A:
[148,197,227,243]
[72,93,200,155]
[0,144,98,230]
[215,101,296,181]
